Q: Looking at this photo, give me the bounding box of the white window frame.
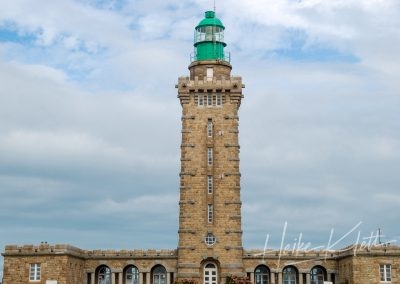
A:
[207,175,213,194]
[29,263,41,281]
[380,264,391,282]
[207,148,213,166]
[198,94,204,106]
[205,233,216,246]
[207,93,213,106]
[206,67,213,81]
[216,93,222,106]
[207,119,213,137]
[207,204,213,223]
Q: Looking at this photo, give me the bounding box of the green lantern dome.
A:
[193,11,229,62]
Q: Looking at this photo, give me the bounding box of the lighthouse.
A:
[176,10,245,284]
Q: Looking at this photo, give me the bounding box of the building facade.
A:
[2,10,399,284]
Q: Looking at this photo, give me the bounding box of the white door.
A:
[204,263,217,284]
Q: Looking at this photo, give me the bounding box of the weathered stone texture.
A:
[337,246,400,284]
[2,244,85,284]
[177,60,244,282]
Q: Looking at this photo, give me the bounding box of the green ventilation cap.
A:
[196,11,225,29]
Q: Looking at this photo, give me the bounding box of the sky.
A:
[1,0,400,277]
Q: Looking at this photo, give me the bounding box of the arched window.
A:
[310,266,325,284]
[255,265,269,284]
[125,265,139,284]
[283,266,297,284]
[97,265,111,284]
[204,263,217,284]
[152,265,166,284]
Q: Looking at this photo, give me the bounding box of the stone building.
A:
[2,10,399,284]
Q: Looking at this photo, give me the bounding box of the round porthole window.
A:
[205,233,216,246]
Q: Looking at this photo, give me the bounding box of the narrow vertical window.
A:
[207,119,213,137]
[207,175,213,194]
[380,264,391,282]
[206,67,213,81]
[216,93,222,106]
[207,204,213,223]
[29,263,41,281]
[207,93,213,106]
[207,148,213,166]
[198,95,204,106]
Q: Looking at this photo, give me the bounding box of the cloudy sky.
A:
[1,0,400,275]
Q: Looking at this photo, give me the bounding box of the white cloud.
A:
[0,0,132,47]
[0,130,126,161]
[89,194,178,215]
[221,0,400,80]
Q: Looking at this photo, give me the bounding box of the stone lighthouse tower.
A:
[176,10,245,284]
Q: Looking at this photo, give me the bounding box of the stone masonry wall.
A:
[176,59,245,282]
[2,245,85,284]
[2,244,177,284]
[337,246,400,284]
